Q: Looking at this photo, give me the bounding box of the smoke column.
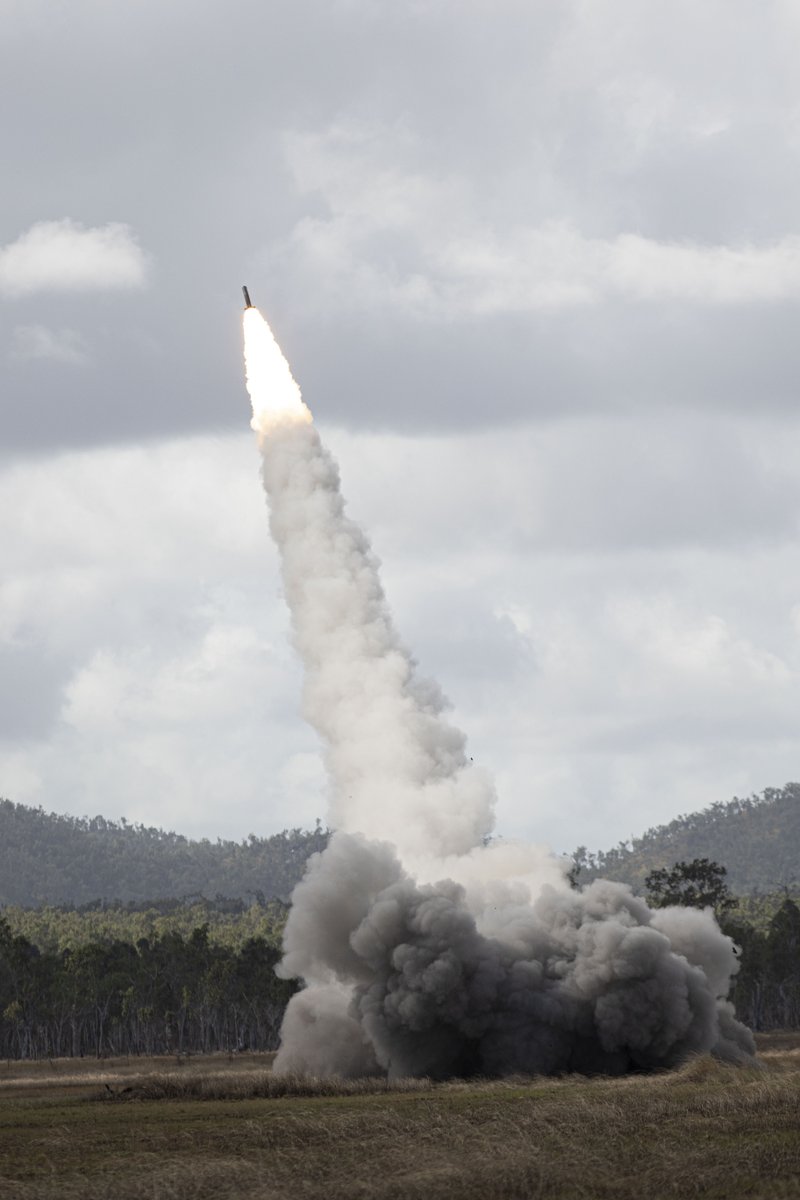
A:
[243,306,754,1079]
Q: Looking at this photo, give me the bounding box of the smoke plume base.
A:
[275,831,754,1079]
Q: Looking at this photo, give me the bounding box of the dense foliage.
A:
[572,783,800,893]
[729,898,800,1031]
[0,895,288,955]
[645,858,735,912]
[0,799,329,906]
[0,916,295,1058]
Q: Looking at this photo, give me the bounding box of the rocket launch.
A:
[241,297,755,1079]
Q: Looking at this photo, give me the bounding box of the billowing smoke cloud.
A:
[243,307,755,1078]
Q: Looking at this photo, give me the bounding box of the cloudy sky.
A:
[3,0,800,854]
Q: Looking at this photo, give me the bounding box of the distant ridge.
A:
[573,783,800,895]
[1,784,798,908]
[0,799,328,907]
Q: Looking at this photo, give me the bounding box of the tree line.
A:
[1,856,798,1061]
[731,898,800,1031]
[0,919,295,1060]
[0,895,288,956]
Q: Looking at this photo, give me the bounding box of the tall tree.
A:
[645,858,735,913]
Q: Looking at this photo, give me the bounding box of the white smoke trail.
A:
[243,306,754,1078]
[244,307,497,863]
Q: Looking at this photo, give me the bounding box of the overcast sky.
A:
[2,0,800,854]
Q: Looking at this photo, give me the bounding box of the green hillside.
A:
[0,799,328,907]
[573,783,800,895]
[1,782,798,910]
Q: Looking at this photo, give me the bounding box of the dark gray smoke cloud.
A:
[274,832,754,1078]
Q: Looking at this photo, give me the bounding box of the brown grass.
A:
[0,1052,276,1099]
[1,1040,799,1199]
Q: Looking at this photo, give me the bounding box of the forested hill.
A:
[574,783,800,895]
[0,800,329,907]
[3,784,799,907]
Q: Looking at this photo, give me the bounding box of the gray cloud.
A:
[9,324,90,366]
[3,1,800,453]
[2,1,800,853]
[0,644,68,742]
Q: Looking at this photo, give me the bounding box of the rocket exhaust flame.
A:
[243,307,311,435]
[242,304,755,1079]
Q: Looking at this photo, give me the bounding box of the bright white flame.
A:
[243,307,312,434]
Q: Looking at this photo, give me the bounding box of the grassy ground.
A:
[0,1036,798,1199]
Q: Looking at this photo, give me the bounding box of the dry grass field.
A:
[0,1035,798,1199]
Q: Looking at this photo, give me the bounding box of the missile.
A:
[242,285,253,310]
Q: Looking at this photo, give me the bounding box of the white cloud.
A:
[439,226,800,312]
[9,324,90,366]
[279,126,800,316]
[0,422,799,849]
[0,219,148,297]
